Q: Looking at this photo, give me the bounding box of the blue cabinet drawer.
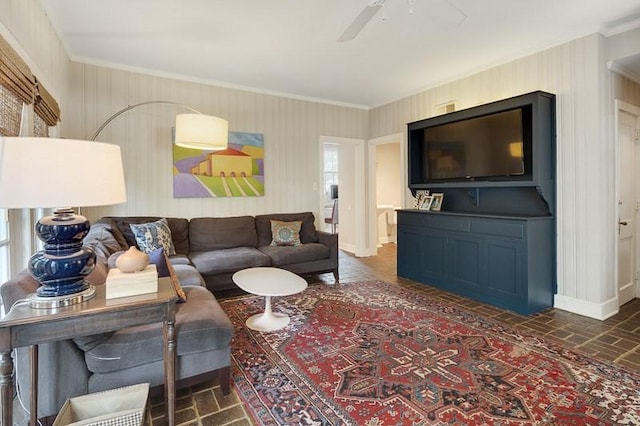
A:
[471,219,524,239]
[397,211,429,228]
[429,215,470,232]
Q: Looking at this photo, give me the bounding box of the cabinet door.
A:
[420,229,447,282]
[447,234,483,290]
[397,226,422,281]
[397,226,446,283]
[485,239,524,298]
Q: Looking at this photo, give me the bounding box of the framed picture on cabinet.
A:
[419,195,434,210]
[430,193,444,211]
[413,190,429,209]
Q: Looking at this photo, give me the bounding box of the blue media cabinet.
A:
[397,210,553,315]
[398,91,556,315]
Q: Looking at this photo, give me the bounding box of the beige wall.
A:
[614,74,640,106]
[375,143,401,244]
[3,0,640,318]
[64,64,369,224]
[369,31,640,318]
[0,0,70,113]
[0,0,71,276]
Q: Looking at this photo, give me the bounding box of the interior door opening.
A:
[319,136,366,257]
[616,100,640,306]
[367,133,405,256]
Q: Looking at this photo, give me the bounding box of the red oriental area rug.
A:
[221,281,640,425]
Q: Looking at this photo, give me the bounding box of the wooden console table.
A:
[0,277,178,426]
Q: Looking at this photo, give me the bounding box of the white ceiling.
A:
[41,0,640,109]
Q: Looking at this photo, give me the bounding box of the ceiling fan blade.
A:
[337,3,384,42]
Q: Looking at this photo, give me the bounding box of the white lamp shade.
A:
[175,113,228,151]
[0,137,127,209]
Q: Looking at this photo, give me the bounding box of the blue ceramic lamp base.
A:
[27,208,98,309]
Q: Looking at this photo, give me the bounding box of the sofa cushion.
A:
[130,218,176,256]
[106,217,190,255]
[83,222,124,263]
[190,247,270,275]
[93,218,129,248]
[172,264,205,287]
[168,254,192,266]
[270,220,302,246]
[255,212,318,246]
[259,243,330,266]
[84,286,233,374]
[189,216,258,251]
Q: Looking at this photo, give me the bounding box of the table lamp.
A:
[0,137,127,308]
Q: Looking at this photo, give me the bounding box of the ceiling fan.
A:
[337,0,466,42]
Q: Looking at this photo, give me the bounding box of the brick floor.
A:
[149,243,640,425]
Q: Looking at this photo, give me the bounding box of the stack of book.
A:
[106,264,158,299]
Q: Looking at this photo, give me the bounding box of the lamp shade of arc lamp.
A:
[174,113,228,150]
[0,137,127,308]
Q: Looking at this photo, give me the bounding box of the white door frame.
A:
[319,136,367,257]
[367,132,406,256]
[614,99,640,305]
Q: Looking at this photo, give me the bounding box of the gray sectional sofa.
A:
[0,211,338,420]
[1,220,234,421]
[105,211,339,297]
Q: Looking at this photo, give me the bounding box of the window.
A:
[0,81,24,287]
[0,209,8,285]
[0,84,22,136]
[324,145,339,204]
[34,113,48,137]
[0,36,61,289]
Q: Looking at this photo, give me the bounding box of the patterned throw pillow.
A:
[129,218,176,256]
[270,220,302,246]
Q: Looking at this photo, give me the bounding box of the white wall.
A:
[63,63,369,227]
[375,143,401,244]
[0,0,70,103]
[338,143,356,253]
[4,0,640,319]
[0,0,71,275]
[613,74,640,106]
[369,31,640,319]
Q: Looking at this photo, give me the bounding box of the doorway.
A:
[367,133,405,255]
[319,136,367,256]
[615,100,640,306]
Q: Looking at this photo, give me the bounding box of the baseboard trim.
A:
[339,242,357,255]
[553,294,619,320]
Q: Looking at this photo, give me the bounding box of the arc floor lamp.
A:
[0,102,228,308]
[91,100,229,150]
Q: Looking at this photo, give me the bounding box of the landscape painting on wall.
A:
[173,131,264,198]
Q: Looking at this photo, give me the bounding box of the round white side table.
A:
[232,267,307,332]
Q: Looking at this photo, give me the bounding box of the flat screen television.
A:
[409,104,533,186]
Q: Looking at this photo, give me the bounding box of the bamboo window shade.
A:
[0,35,60,135]
[34,78,60,126]
[0,36,34,105]
[0,84,21,136]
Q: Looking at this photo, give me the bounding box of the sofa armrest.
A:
[316,231,339,279]
[16,341,90,418]
[1,271,91,417]
[0,269,38,313]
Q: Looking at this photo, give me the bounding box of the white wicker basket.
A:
[53,383,149,426]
